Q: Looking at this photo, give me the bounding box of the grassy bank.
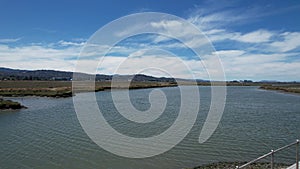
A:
[260,85,300,94]
[0,81,177,97]
[0,98,26,110]
[1,80,299,98]
[188,162,289,169]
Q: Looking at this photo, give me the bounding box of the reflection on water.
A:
[0,86,300,169]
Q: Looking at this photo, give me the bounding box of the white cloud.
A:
[214,50,246,57]
[215,50,300,80]
[202,28,274,44]
[3,59,76,72]
[1,41,300,81]
[187,7,278,44]
[99,54,207,79]
[58,40,85,46]
[0,44,80,71]
[204,29,226,35]
[97,51,300,81]
[232,30,274,43]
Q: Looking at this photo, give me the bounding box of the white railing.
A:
[237,140,299,169]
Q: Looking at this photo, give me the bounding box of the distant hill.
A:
[0,67,176,82]
[0,67,74,81]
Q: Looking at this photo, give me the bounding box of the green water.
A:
[0,86,300,168]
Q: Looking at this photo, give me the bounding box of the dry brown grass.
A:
[0,80,177,97]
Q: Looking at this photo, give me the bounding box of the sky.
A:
[0,0,300,81]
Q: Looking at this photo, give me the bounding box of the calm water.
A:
[1,86,300,169]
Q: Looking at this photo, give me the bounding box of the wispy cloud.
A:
[0,37,22,43]
[187,3,261,30]
[232,29,274,43]
[0,44,79,71]
[183,3,300,80]
[270,32,300,52]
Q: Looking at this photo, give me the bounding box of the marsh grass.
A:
[260,85,300,94]
[0,81,177,97]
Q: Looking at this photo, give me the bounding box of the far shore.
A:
[260,85,300,94]
[0,80,178,98]
[0,80,178,110]
[0,80,299,98]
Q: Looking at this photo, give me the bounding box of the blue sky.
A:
[0,0,300,81]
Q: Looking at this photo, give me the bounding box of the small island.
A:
[0,98,26,110]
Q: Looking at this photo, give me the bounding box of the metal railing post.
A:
[296,140,299,169]
[271,150,274,169]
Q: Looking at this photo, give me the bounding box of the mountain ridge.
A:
[0,67,176,82]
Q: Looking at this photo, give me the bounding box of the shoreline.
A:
[259,85,300,95]
[0,81,178,109]
[0,81,178,98]
[188,161,289,169]
[1,80,299,98]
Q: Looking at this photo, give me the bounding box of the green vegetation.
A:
[0,88,72,97]
[0,81,73,97]
[260,85,300,94]
[0,81,72,89]
[188,162,288,169]
[0,80,299,98]
[0,98,26,110]
[0,81,177,98]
